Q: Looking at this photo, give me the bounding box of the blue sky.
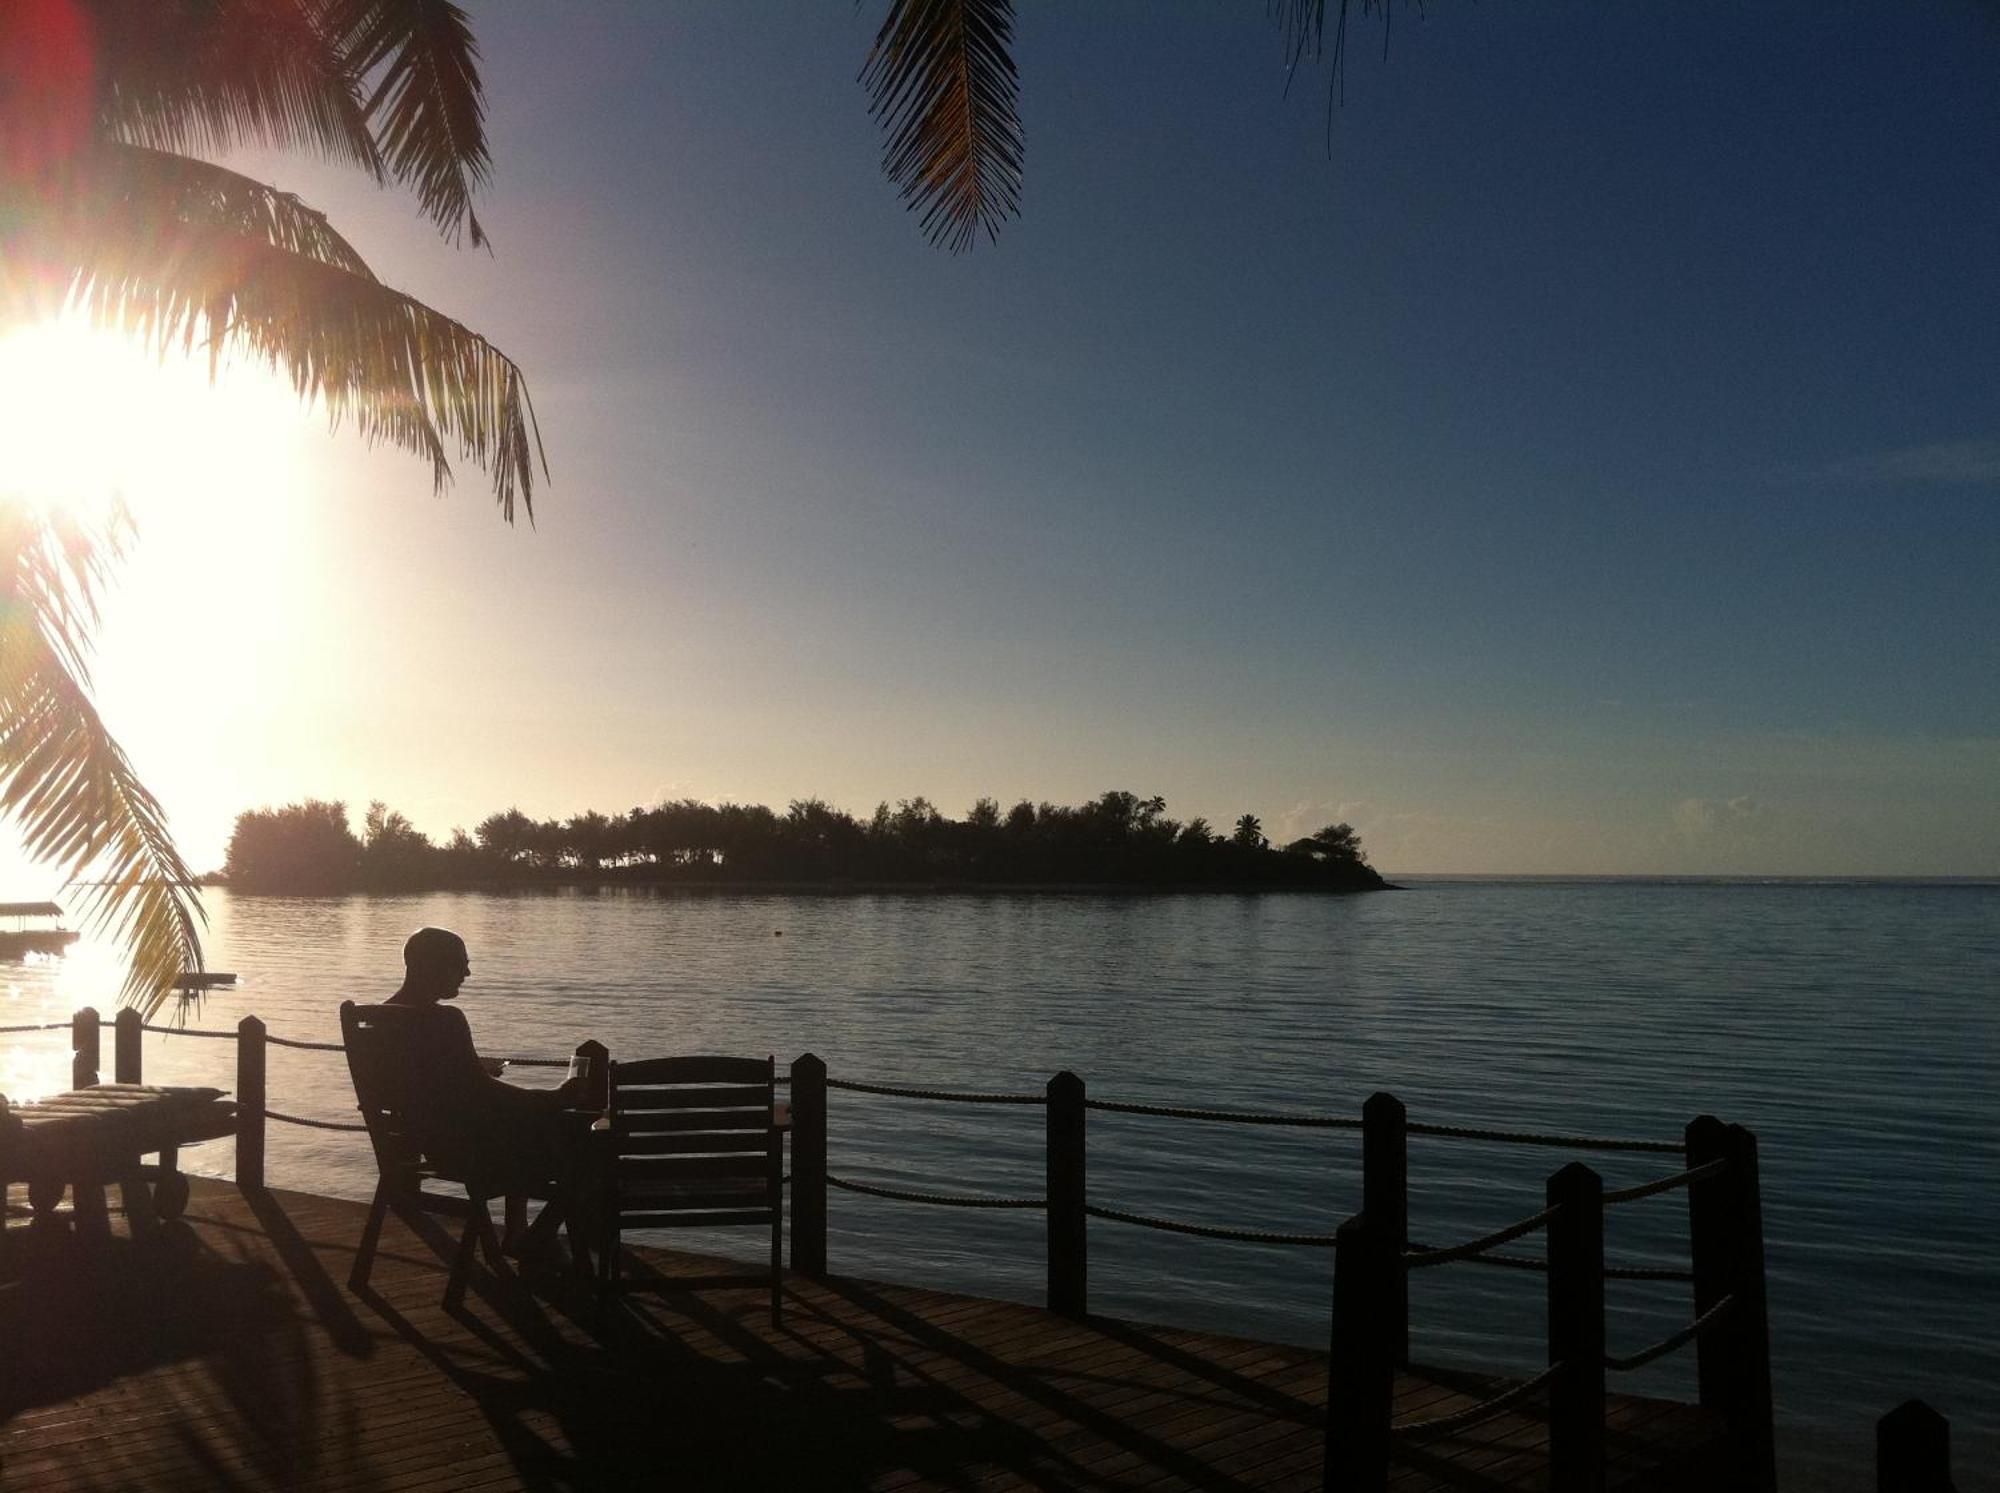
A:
[30,0,2000,876]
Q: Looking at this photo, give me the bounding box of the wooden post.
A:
[1325,1211,1393,1491]
[1046,1069,1087,1318]
[114,1007,142,1084]
[1685,1115,1733,1412]
[790,1053,827,1279]
[1725,1123,1777,1493]
[71,1006,100,1089]
[1547,1161,1606,1493]
[1877,1400,1953,1493]
[1363,1090,1409,1366]
[236,1015,266,1190]
[1691,1116,1777,1491]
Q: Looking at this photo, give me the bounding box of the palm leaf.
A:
[325,0,492,248]
[1271,1,1408,101]
[862,0,1023,253]
[0,504,204,1014]
[79,143,381,279]
[38,211,542,519]
[88,0,381,177]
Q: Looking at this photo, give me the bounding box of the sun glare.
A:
[0,313,306,530]
[0,311,320,886]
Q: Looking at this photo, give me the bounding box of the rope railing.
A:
[825,1076,1045,1105]
[140,1023,236,1039]
[1390,1363,1562,1440]
[264,1034,346,1053]
[1603,1293,1736,1373]
[826,1173,1044,1209]
[1404,1118,1683,1155]
[1601,1156,1727,1205]
[1084,1097,1362,1128]
[1085,1202,1335,1248]
[1403,1203,1561,1269]
[1406,1245,1694,1282]
[0,1021,70,1033]
[262,1108,369,1133]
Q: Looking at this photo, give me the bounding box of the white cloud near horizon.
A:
[1810,440,2000,486]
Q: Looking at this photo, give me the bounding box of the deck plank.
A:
[2,1178,1725,1491]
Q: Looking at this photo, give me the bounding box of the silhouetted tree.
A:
[224,790,1385,893]
[1285,822,1364,864]
[361,800,434,889]
[226,800,363,893]
[476,808,537,866]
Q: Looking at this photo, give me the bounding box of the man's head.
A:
[398,926,470,1004]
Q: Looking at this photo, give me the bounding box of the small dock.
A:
[1,1177,1725,1492]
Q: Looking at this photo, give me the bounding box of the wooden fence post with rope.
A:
[1362,1090,1409,1366]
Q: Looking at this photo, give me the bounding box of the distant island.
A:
[217,792,1388,895]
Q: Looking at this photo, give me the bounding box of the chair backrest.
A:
[339,1000,432,1180]
[605,1055,779,1224]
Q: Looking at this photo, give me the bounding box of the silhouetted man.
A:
[382,926,594,1252]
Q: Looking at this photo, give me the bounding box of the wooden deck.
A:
[1,1177,1726,1491]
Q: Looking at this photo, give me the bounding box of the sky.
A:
[6,0,1999,878]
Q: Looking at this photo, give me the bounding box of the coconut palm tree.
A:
[1,0,540,1010]
[862,0,1390,250]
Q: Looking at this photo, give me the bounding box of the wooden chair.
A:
[339,1000,554,1307]
[597,1054,783,1323]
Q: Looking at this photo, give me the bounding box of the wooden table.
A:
[0,1083,237,1239]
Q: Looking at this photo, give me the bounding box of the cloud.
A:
[1810,440,2000,487]
[1672,795,1765,841]
[1275,798,1367,843]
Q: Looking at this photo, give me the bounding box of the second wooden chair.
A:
[596,1054,783,1323]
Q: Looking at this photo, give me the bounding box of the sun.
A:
[0,311,307,533]
[0,310,320,881]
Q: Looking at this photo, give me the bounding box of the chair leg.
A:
[474,1203,511,1275]
[771,1192,784,1327]
[350,1179,392,1290]
[445,1206,483,1308]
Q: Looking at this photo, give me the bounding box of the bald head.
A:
[394,927,470,1004]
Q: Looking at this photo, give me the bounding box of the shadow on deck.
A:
[1,1178,1723,1491]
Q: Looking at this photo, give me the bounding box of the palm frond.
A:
[39,212,542,519]
[81,143,380,279]
[88,0,381,177]
[1271,1,1409,103]
[862,0,1023,253]
[326,0,491,248]
[0,504,204,1015]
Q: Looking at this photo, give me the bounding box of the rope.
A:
[1403,1204,1560,1269]
[139,1023,237,1039]
[262,1108,369,1133]
[1407,1247,1694,1283]
[1604,1295,1736,1372]
[1405,1119,1682,1155]
[1391,1364,1561,1439]
[263,1034,345,1053]
[1602,1158,1727,1205]
[825,1077,1045,1105]
[1084,1098,1361,1129]
[1085,1203,1334,1247]
[0,1021,69,1033]
[826,1174,1045,1210]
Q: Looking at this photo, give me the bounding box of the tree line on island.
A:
[221,792,1386,894]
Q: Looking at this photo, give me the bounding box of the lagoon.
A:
[2,878,1994,1488]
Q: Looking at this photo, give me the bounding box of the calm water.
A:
[2,880,1994,1488]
